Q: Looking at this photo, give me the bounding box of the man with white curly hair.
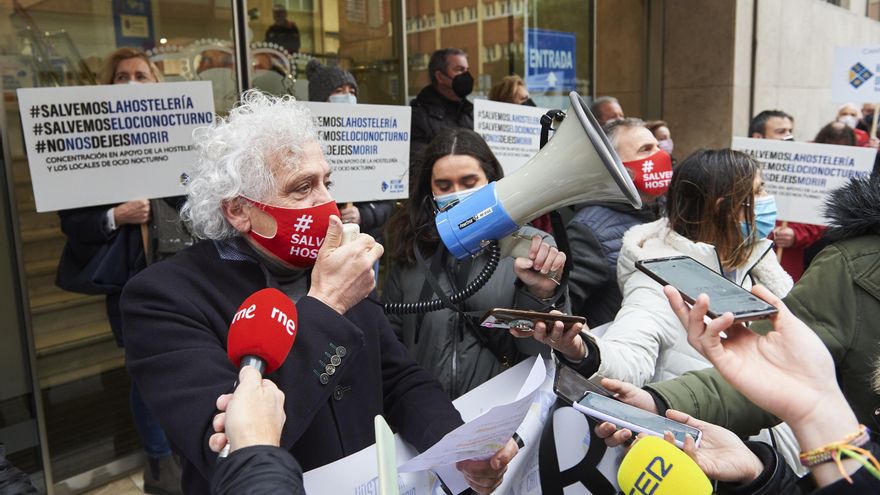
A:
[121,91,517,494]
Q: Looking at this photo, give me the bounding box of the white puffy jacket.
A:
[592,218,793,386]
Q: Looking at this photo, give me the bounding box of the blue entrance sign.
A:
[525,28,577,92]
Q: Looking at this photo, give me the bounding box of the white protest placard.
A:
[302,101,411,203]
[732,137,876,225]
[832,46,880,103]
[17,81,214,212]
[303,357,625,495]
[473,99,548,174]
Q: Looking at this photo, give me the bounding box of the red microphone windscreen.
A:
[227,288,297,374]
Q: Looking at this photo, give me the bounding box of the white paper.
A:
[398,357,546,493]
[303,357,624,494]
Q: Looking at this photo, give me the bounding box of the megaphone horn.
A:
[436,91,642,259]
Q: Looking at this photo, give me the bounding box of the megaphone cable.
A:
[382,241,501,315]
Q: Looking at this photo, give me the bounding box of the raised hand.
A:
[308,215,383,314]
[513,235,566,299]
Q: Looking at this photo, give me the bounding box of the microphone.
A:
[218,288,297,458]
[227,288,297,375]
[617,436,712,495]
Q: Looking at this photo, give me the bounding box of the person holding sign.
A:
[383,128,566,399]
[749,109,826,282]
[55,46,183,495]
[305,60,394,241]
[121,92,517,494]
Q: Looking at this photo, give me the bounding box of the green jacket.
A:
[646,233,880,435]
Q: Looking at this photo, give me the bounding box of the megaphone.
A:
[436,91,642,259]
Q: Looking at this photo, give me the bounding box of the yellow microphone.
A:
[617,435,713,495]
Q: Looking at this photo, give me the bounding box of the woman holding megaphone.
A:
[383,128,567,399]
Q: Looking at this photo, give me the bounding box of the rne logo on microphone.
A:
[271,306,297,335]
[231,304,256,324]
[629,456,672,495]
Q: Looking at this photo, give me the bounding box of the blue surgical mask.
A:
[433,186,483,211]
[328,93,357,104]
[740,195,777,241]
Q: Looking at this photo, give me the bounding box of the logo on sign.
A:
[382,178,405,194]
[849,62,873,89]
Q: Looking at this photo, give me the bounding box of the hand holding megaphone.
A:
[509,234,566,299]
[308,215,383,314]
[436,92,641,260]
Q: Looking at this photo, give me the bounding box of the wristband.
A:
[798,424,880,483]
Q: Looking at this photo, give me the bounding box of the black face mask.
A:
[450,71,474,98]
[522,98,536,107]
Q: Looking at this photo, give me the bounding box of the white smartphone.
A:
[573,392,702,448]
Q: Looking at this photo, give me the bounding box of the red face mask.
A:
[244,198,340,268]
[622,150,673,197]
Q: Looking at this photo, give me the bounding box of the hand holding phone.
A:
[636,256,777,323]
[480,308,585,332]
[574,392,702,448]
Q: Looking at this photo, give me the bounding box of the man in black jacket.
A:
[409,48,474,182]
[122,90,517,494]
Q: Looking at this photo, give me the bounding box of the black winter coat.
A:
[409,85,473,177]
[121,240,463,494]
[211,446,304,495]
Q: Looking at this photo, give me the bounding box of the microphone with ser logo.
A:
[218,288,298,458]
[617,435,712,495]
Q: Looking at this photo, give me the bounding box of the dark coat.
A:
[566,202,657,327]
[121,240,464,494]
[210,446,304,495]
[57,205,145,344]
[409,85,473,177]
[382,226,562,399]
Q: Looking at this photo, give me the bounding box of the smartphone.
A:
[573,392,702,448]
[553,365,615,405]
[480,308,586,332]
[635,255,778,323]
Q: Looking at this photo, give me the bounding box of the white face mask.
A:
[433,185,483,211]
[328,93,357,104]
[837,115,859,128]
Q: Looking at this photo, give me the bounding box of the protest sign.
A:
[474,99,548,174]
[17,81,214,212]
[303,357,625,494]
[832,45,880,103]
[302,101,411,203]
[732,137,875,225]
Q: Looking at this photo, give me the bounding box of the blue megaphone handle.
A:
[435,182,519,259]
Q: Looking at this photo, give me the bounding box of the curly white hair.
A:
[181,90,317,240]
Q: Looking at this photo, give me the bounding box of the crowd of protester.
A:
[45,44,880,494]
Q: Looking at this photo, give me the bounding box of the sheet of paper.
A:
[399,357,545,481]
